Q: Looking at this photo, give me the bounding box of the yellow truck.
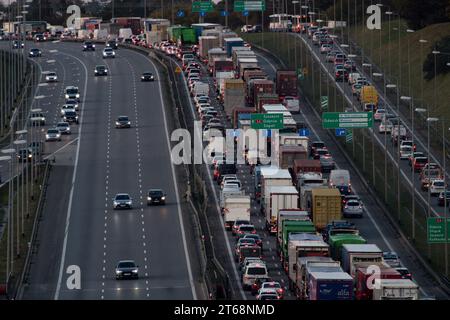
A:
[311,188,342,230]
[359,85,378,109]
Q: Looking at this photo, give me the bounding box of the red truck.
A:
[293,159,322,175]
[355,262,403,300]
[247,79,275,108]
[256,93,280,112]
[276,70,298,99]
[213,60,234,77]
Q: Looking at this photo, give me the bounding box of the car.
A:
[399,145,413,160]
[82,41,95,51]
[258,281,284,299]
[65,86,80,101]
[17,148,33,162]
[343,59,356,71]
[320,155,336,172]
[56,122,71,135]
[60,104,76,117]
[409,151,424,166]
[222,180,241,190]
[235,239,257,260]
[429,179,445,196]
[348,72,361,85]
[45,72,58,82]
[115,260,139,279]
[236,224,257,239]
[383,251,401,268]
[106,40,118,49]
[147,189,166,205]
[400,140,416,151]
[207,118,222,127]
[364,103,377,112]
[102,47,115,58]
[28,141,44,156]
[242,262,269,290]
[65,99,79,110]
[242,234,263,249]
[220,174,238,187]
[241,25,254,33]
[30,112,46,126]
[34,33,46,42]
[412,156,428,172]
[29,48,42,57]
[313,148,330,160]
[320,44,333,54]
[252,25,262,33]
[342,194,361,208]
[351,83,363,96]
[115,116,131,128]
[374,108,386,121]
[12,40,24,49]
[325,50,339,62]
[438,191,450,206]
[63,110,79,124]
[256,291,279,300]
[395,267,412,280]
[310,141,326,157]
[250,277,273,295]
[343,199,363,218]
[45,128,61,141]
[141,72,154,81]
[94,65,108,76]
[378,119,393,134]
[232,219,251,236]
[113,193,133,209]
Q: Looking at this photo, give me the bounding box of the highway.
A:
[5,41,199,300]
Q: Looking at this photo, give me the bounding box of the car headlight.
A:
[127,121,130,125]
[141,76,145,79]
[147,197,151,201]
[113,201,118,205]
[45,134,50,139]
[161,196,166,200]
[126,201,132,205]
[65,94,69,99]
[92,44,95,48]
[116,122,120,125]
[115,270,122,274]
[132,269,138,273]
[76,94,80,98]
[84,45,87,48]
[75,116,79,119]
[105,69,108,72]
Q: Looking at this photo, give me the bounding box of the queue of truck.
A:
[154,24,421,300]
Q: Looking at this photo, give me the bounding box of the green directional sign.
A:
[234,0,266,12]
[192,1,214,13]
[251,113,283,129]
[322,112,373,129]
[427,217,447,243]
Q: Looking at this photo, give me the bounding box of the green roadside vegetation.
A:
[0,164,46,289]
[241,31,450,279]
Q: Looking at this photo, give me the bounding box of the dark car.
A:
[320,155,335,172]
[243,234,263,249]
[12,40,24,49]
[215,163,237,183]
[147,189,166,205]
[313,148,330,160]
[141,72,154,82]
[63,110,79,124]
[343,59,356,72]
[17,148,32,162]
[29,48,42,57]
[83,41,95,51]
[252,25,262,33]
[232,219,251,236]
[395,267,412,280]
[438,191,450,206]
[310,141,326,157]
[236,224,257,239]
[322,220,356,243]
[113,193,133,209]
[34,33,46,42]
[94,65,108,76]
[115,116,131,128]
[115,260,139,279]
[106,40,118,49]
[251,277,273,295]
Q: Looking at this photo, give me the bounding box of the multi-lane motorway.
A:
[2,41,200,299]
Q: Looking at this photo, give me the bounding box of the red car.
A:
[412,157,428,172]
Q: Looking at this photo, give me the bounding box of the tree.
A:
[392,0,450,29]
[423,36,450,80]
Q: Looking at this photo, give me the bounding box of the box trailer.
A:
[223,195,251,230]
[279,145,308,170]
[308,271,354,300]
[294,256,337,299]
[264,186,299,234]
[260,167,292,203]
[247,79,275,108]
[329,233,367,260]
[199,36,220,60]
[276,70,298,98]
[341,244,383,277]
[311,188,342,230]
[224,37,244,57]
[372,279,419,300]
[277,209,310,246]
[280,222,317,262]
[223,79,245,118]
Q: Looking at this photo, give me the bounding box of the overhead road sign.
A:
[251,113,284,129]
[427,217,448,243]
[192,1,214,13]
[322,112,373,129]
[234,0,266,12]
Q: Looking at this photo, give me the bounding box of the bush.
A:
[423,36,450,80]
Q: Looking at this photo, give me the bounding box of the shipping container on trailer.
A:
[308,271,354,300]
[276,70,298,98]
[311,188,342,230]
[341,244,383,277]
[264,185,299,234]
[248,79,275,108]
[355,262,402,300]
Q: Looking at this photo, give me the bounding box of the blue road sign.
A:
[243,10,249,16]
[233,129,240,137]
[177,10,185,18]
[298,128,310,136]
[221,10,229,17]
[263,129,272,138]
[200,11,207,17]
[335,128,346,137]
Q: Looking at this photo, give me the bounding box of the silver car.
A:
[383,251,401,268]
[56,122,71,135]
[61,104,76,116]
[113,193,133,209]
[343,199,363,218]
[45,72,58,82]
[45,128,61,141]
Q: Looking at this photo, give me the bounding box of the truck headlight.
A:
[76,93,80,98]
[65,94,69,99]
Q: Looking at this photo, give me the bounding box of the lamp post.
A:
[419,39,428,106]
[13,139,26,257]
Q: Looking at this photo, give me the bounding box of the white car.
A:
[60,105,76,116]
[220,174,238,187]
[65,86,80,101]
[45,72,58,82]
[242,262,268,289]
[348,72,361,85]
[379,120,393,134]
[374,108,386,121]
[320,44,332,54]
[56,121,71,135]
[400,145,413,160]
[45,128,61,141]
[102,47,115,58]
[430,179,445,196]
[241,25,253,33]
[222,180,241,190]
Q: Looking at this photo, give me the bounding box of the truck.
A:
[223,79,245,118]
[359,85,378,106]
[372,279,419,300]
[224,37,245,57]
[243,69,267,85]
[299,185,329,213]
[237,57,259,79]
[279,145,308,169]
[232,49,255,68]
[276,70,298,98]
[282,96,300,113]
[311,188,342,230]
[119,28,133,39]
[329,233,367,260]
[213,60,234,78]
[341,244,383,277]
[296,172,327,192]
[287,235,329,286]
[216,71,235,96]
[256,93,280,112]
[390,125,407,145]
[260,167,292,203]
[247,79,275,108]
[220,186,244,210]
[355,262,402,300]
[277,209,310,245]
[198,36,220,60]
[263,186,299,234]
[308,271,354,300]
[192,82,209,97]
[329,169,351,195]
[223,195,251,230]
[208,48,227,75]
[233,108,256,129]
[280,134,309,149]
[293,159,321,176]
[280,222,317,262]
[294,256,337,299]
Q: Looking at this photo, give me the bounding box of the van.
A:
[329,169,351,195]
[242,262,268,289]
